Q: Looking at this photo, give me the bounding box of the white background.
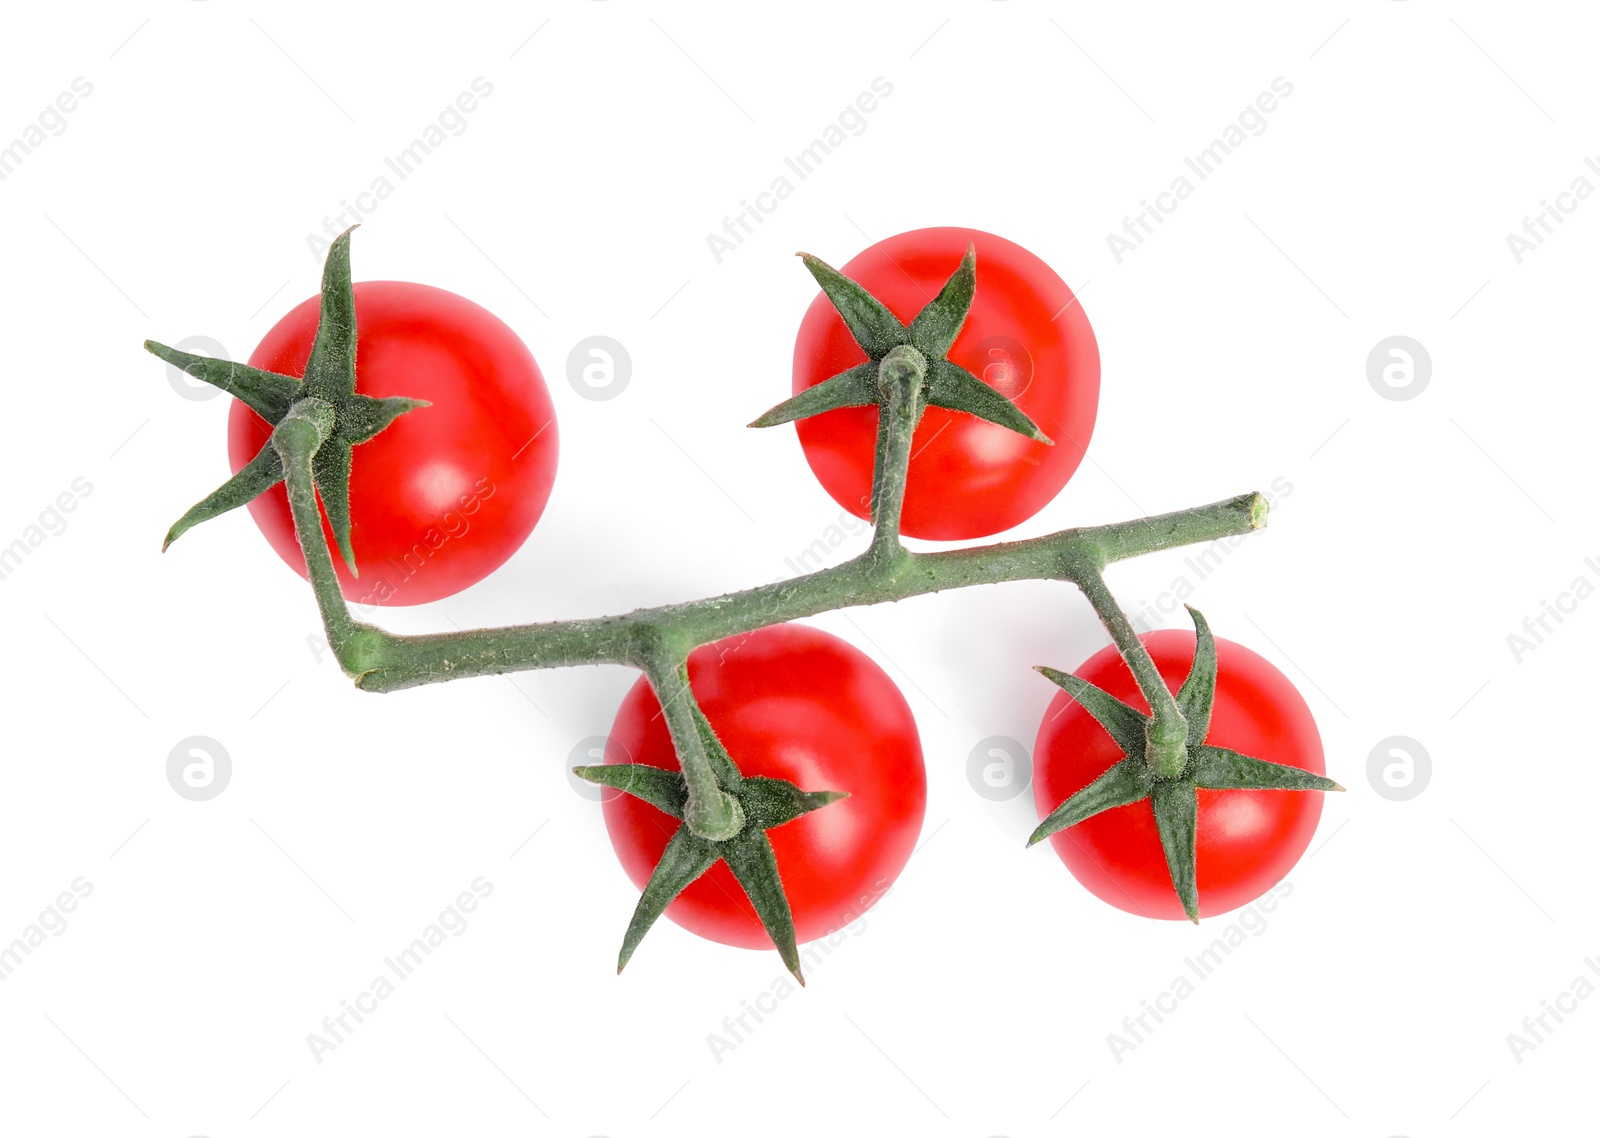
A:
[1,2,1595,1135]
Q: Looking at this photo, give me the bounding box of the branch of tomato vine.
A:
[863,343,925,567]
[644,658,745,842]
[240,238,1262,853]
[161,226,1326,967]
[1075,569,1190,777]
[278,410,1267,824]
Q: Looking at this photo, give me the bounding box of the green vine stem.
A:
[648,660,745,842]
[266,367,1267,825]
[269,397,388,678]
[297,491,1266,694]
[865,344,927,566]
[268,374,1265,842]
[1075,568,1189,777]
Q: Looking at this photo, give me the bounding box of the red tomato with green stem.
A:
[231,281,558,607]
[1033,629,1326,920]
[791,227,1098,540]
[602,624,926,949]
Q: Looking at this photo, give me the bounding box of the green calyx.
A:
[146,226,428,573]
[1028,605,1344,923]
[575,706,846,985]
[749,244,1053,445]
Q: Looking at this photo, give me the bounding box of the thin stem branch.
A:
[270,398,358,651]
[268,398,1268,732]
[329,493,1267,693]
[646,660,743,840]
[1076,569,1187,777]
[866,345,927,564]
[265,401,1266,826]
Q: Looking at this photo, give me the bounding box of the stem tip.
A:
[1248,492,1270,529]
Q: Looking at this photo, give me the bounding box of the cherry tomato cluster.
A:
[150,226,1336,978]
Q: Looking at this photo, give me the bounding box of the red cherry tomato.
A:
[602,624,926,949]
[791,227,1099,540]
[1033,630,1325,920]
[231,281,558,606]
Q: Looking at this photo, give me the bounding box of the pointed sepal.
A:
[1175,606,1217,745]
[1190,746,1344,793]
[1150,778,1200,923]
[163,441,284,551]
[799,252,907,359]
[144,341,298,422]
[740,776,848,828]
[313,441,359,575]
[925,358,1052,443]
[1028,757,1153,846]
[906,243,976,359]
[573,763,688,818]
[1035,665,1148,755]
[340,393,430,444]
[749,363,877,428]
[299,226,360,402]
[723,831,805,985]
[616,827,720,974]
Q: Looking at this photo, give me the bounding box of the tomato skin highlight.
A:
[231,281,558,606]
[602,624,927,950]
[791,227,1099,540]
[1033,630,1325,921]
